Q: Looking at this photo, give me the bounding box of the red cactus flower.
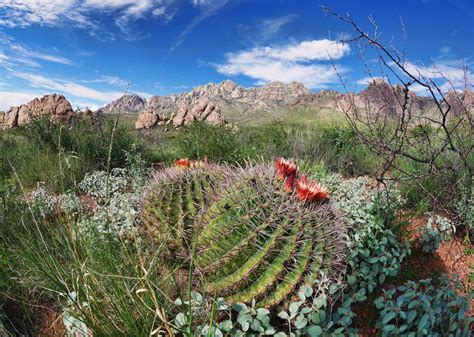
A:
[284,173,296,192]
[295,175,329,202]
[175,159,191,168]
[275,157,297,181]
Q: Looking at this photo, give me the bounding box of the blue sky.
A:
[0,0,473,110]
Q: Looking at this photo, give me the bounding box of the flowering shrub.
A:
[28,182,81,216]
[78,168,129,199]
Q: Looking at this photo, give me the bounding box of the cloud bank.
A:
[216,39,350,89]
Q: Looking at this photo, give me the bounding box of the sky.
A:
[0,0,473,111]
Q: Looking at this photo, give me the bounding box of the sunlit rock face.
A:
[5,93,74,128]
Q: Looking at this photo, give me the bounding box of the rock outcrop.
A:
[98,94,145,114]
[330,79,433,116]
[5,94,74,128]
[445,88,474,114]
[134,80,315,129]
[171,100,225,128]
[135,100,227,129]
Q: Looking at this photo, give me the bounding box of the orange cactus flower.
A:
[175,159,191,168]
[295,175,329,202]
[275,157,297,181]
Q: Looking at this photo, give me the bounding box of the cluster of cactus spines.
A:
[140,163,231,262]
[194,162,347,308]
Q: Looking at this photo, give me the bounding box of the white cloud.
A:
[0,0,177,35]
[399,60,473,92]
[170,0,228,51]
[83,75,129,87]
[258,15,296,37]
[11,45,73,65]
[216,39,350,89]
[0,91,43,111]
[10,70,124,102]
[356,76,383,85]
[403,61,467,81]
[407,83,430,96]
[237,15,297,45]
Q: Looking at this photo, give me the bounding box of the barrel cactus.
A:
[139,160,347,308]
[140,163,231,262]
[194,163,347,308]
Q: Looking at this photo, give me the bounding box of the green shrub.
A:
[374,276,472,336]
[420,216,456,253]
[173,122,377,176]
[0,116,147,193]
[346,224,410,298]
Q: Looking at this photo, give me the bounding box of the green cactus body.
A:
[140,165,229,261]
[195,164,347,308]
[225,222,301,304]
[140,163,346,307]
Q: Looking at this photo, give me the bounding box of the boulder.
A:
[135,109,160,129]
[5,94,74,128]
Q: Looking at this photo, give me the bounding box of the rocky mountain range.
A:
[103,79,441,129]
[101,80,313,116]
[2,79,472,130]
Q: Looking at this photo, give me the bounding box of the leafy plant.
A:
[374,276,472,336]
[420,216,456,253]
[346,223,411,297]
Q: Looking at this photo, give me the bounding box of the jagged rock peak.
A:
[98,94,146,113]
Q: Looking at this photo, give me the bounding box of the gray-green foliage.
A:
[171,274,356,337]
[455,176,473,232]
[374,276,472,336]
[420,216,456,253]
[310,170,410,298]
[76,154,149,238]
[346,222,411,298]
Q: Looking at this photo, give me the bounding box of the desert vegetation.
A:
[1,7,473,337]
